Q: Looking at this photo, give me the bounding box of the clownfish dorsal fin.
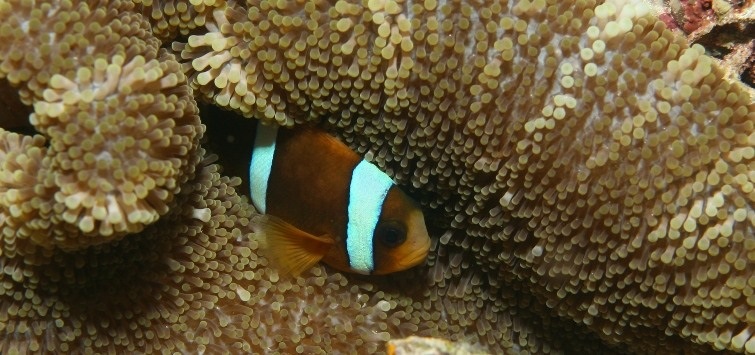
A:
[253,215,334,277]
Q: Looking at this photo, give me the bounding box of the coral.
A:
[0,0,203,250]
[0,0,753,354]
[678,0,717,33]
[651,0,755,87]
[663,0,754,37]
[386,335,490,355]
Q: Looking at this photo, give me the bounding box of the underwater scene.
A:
[0,0,753,354]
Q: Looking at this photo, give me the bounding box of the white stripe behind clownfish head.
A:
[249,122,278,214]
[346,160,395,274]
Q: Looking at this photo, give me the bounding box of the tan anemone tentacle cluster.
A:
[2,149,531,354]
[0,0,160,105]
[0,130,52,259]
[0,0,752,353]
[175,0,754,353]
[0,0,203,250]
[131,0,227,41]
[172,0,368,125]
[0,153,247,354]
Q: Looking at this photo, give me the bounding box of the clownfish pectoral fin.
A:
[252,215,334,277]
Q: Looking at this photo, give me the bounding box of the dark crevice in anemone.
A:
[695,23,755,90]
[0,78,36,135]
[164,33,191,50]
[40,229,178,323]
[742,44,755,88]
[4,124,39,137]
[199,102,257,197]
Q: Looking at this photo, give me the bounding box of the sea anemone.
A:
[0,0,203,250]
[175,0,755,352]
[0,0,752,353]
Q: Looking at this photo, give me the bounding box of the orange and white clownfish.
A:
[249,122,431,276]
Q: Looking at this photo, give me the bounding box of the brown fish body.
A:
[265,128,357,270]
[249,123,431,276]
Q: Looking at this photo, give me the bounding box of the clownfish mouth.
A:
[402,237,431,269]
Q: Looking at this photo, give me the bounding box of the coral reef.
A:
[0,0,753,354]
[651,0,755,88]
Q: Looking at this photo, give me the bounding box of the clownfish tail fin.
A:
[252,214,334,277]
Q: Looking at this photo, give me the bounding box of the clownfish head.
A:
[369,187,430,275]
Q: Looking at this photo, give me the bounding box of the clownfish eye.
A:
[376,222,407,248]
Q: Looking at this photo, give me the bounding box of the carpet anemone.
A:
[0,0,752,353]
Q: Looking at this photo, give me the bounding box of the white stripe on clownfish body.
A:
[249,122,278,214]
[346,159,395,274]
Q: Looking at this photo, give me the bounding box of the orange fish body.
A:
[249,123,430,276]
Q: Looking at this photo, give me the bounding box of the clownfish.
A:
[249,122,431,276]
